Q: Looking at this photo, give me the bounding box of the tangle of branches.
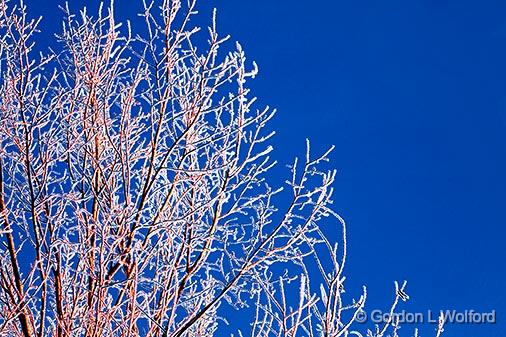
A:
[0,1,445,336]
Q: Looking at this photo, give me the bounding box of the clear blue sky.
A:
[28,1,505,336]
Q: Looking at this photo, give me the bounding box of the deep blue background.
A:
[26,1,505,336]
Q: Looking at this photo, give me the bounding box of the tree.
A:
[0,1,444,336]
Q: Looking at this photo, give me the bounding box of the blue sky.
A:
[27,0,505,336]
[210,2,505,336]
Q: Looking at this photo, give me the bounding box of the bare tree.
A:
[0,1,445,336]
